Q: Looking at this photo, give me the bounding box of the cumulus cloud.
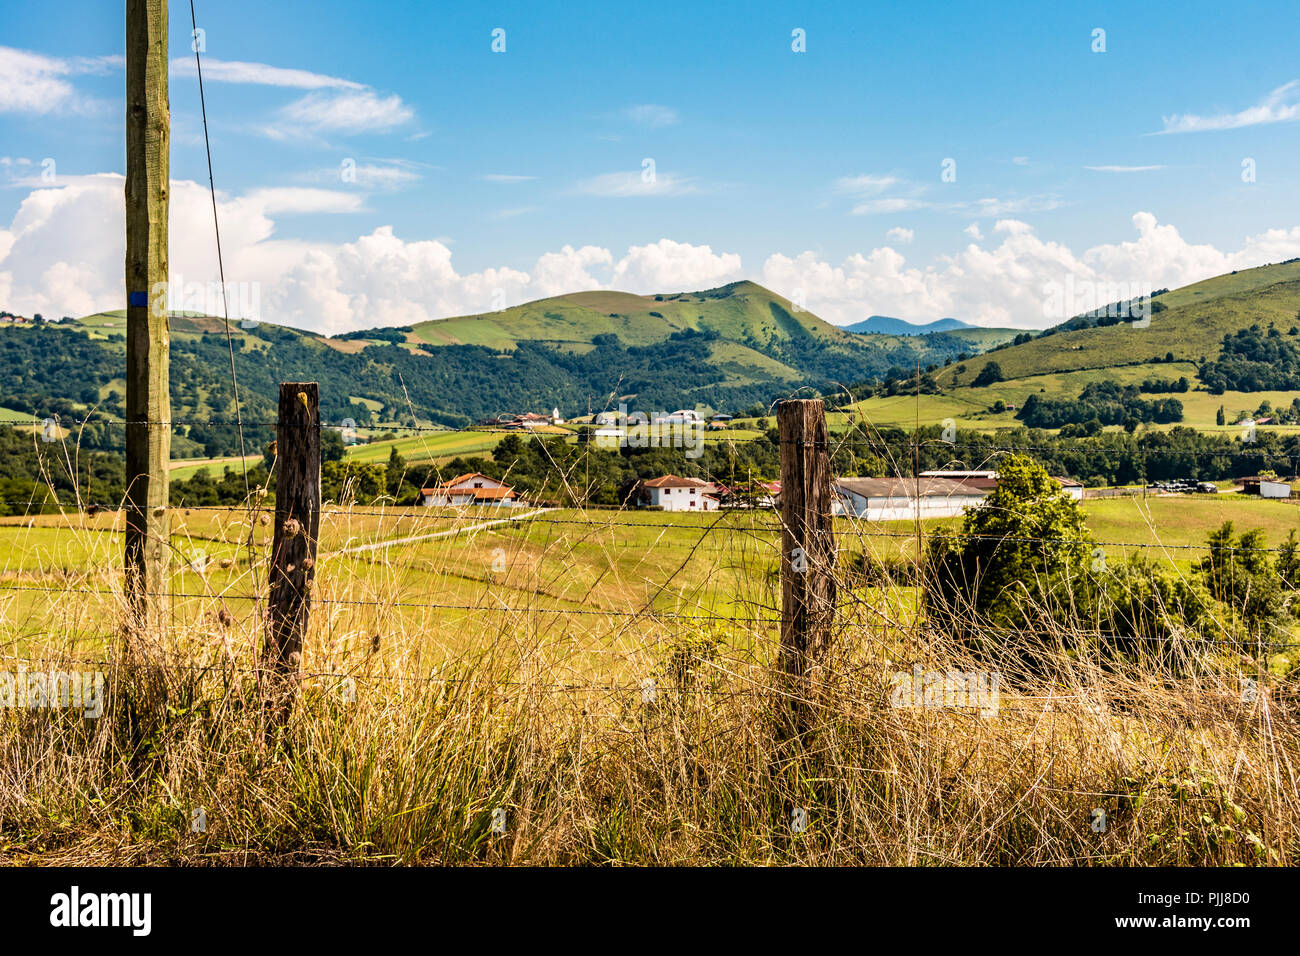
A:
[0,177,742,332]
[885,226,914,244]
[760,213,1300,329]
[5,174,1300,334]
[611,239,742,291]
[964,222,983,240]
[1160,80,1300,134]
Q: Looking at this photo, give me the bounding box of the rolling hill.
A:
[845,259,1300,433]
[0,281,998,456]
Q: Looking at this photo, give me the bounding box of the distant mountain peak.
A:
[845,315,972,335]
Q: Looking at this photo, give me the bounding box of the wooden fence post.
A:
[777,399,836,733]
[264,383,320,734]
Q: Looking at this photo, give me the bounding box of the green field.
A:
[836,260,1300,434]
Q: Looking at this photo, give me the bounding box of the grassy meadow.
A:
[0,484,1290,865]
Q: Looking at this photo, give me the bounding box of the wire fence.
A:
[1,405,1298,690]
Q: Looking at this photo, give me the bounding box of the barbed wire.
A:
[4,499,1300,555]
[13,414,1300,457]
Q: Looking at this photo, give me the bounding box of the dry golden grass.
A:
[0,497,1289,866]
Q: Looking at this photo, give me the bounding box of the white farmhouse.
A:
[638,475,720,511]
[421,472,521,508]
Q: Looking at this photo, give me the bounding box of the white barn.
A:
[833,476,988,521]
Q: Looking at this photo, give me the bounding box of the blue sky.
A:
[4,0,1300,330]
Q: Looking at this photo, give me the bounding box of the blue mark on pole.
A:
[128,291,149,308]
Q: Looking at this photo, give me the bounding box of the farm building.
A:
[637,475,721,511]
[919,468,1084,500]
[421,473,522,507]
[1240,477,1292,498]
[833,476,988,521]
[590,425,625,449]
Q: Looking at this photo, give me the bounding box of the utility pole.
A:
[124,0,171,629]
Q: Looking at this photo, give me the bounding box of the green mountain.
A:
[0,280,993,456]
[846,315,971,334]
[845,258,1300,433]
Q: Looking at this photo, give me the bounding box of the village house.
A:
[637,475,721,511]
[482,411,558,430]
[654,409,704,425]
[421,473,522,508]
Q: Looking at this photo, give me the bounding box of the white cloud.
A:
[278,90,414,134]
[964,222,983,240]
[577,170,697,197]
[302,161,421,190]
[885,226,914,244]
[532,245,613,295]
[1085,164,1167,173]
[611,239,742,290]
[6,174,1300,335]
[1011,156,1030,166]
[1160,80,1300,133]
[759,212,1300,329]
[171,57,364,90]
[480,174,536,183]
[240,187,365,215]
[625,104,679,128]
[836,174,900,194]
[852,197,924,215]
[0,46,113,115]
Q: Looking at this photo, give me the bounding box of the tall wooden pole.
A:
[777,399,836,734]
[264,383,321,734]
[125,0,171,628]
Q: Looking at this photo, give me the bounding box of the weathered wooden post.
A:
[124,0,170,630]
[777,399,836,734]
[264,383,320,734]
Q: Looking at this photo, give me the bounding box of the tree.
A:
[1216,405,1226,426]
[924,453,1095,648]
[321,427,346,463]
[972,361,1004,387]
[1197,521,1283,644]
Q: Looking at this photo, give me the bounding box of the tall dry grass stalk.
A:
[0,492,1290,865]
